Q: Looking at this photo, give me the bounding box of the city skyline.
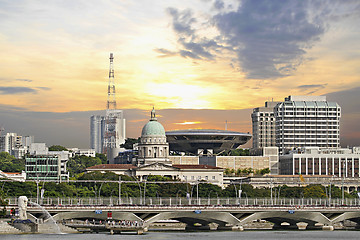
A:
[0,0,359,148]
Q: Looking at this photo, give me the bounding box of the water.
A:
[0,231,359,240]
[28,201,62,234]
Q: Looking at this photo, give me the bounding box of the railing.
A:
[6,197,360,207]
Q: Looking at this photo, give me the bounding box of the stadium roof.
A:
[166,129,252,155]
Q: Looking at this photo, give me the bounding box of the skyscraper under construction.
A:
[90,53,125,162]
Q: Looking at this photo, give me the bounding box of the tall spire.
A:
[107,53,116,110]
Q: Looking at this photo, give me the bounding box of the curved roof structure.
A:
[141,108,166,137]
[166,129,252,154]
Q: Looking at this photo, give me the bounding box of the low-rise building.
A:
[279,147,360,177]
[68,148,96,158]
[25,150,70,181]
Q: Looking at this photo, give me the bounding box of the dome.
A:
[141,107,166,137]
[141,120,166,136]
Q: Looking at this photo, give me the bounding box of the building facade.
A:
[279,147,360,177]
[251,101,279,149]
[25,151,70,181]
[137,108,170,165]
[90,115,106,153]
[274,96,340,154]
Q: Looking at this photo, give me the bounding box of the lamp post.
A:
[118,175,121,205]
[131,176,142,205]
[176,190,183,205]
[143,175,150,205]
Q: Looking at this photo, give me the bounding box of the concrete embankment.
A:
[0,220,22,234]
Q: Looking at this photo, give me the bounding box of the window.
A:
[212,176,215,180]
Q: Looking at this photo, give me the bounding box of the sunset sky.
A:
[0,0,359,148]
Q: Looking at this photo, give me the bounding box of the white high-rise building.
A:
[274,96,341,154]
[90,115,106,153]
[0,133,22,154]
[251,101,279,149]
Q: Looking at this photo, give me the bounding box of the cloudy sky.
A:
[0,0,359,148]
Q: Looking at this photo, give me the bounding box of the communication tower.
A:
[103,53,125,159]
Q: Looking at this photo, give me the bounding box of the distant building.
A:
[279,147,360,177]
[90,115,106,154]
[251,101,279,149]
[87,108,224,186]
[170,146,279,175]
[68,148,96,158]
[274,96,341,154]
[0,133,34,159]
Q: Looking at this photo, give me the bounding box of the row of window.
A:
[183,175,216,180]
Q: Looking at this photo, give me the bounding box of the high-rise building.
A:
[90,53,126,158]
[90,115,106,153]
[274,96,341,154]
[251,101,279,149]
[0,133,22,154]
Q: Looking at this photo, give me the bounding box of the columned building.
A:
[280,147,360,177]
[274,96,340,154]
[137,108,170,165]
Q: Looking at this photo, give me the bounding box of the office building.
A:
[274,96,340,154]
[251,101,279,149]
[25,150,70,181]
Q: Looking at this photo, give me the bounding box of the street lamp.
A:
[131,176,142,205]
[143,175,150,205]
[176,190,183,205]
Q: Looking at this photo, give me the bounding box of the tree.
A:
[67,155,102,176]
[0,152,25,172]
[49,145,68,151]
[120,138,140,150]
[96,153,107,164]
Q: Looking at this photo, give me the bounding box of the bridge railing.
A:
[6,197,360,207]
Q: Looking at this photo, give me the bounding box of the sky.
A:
[0,0,359,148]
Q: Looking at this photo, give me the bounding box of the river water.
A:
[1,231,359,240]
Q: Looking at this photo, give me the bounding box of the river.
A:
[1,231,359,240]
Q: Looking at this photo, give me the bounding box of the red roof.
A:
[173,164,223,170]
[86,164,136,170]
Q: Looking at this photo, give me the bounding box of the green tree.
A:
[48,145,68,151]
[0,152,25,172]
[67,155,102,177]
[96,153,107,164]
[121,138,140,149]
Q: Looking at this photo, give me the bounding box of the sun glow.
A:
[145,83,214,109]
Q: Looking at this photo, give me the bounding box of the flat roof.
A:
[166,129,251,137]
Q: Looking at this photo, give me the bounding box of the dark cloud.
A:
[213,0,224,10]
[154,48,177,57]
[36,87,51,91]
[16,79,33,82]
[162,0,360,79]
[297,84,327,94]
[0,87,38,94]
[159,7,223,60]
[213,0,325,79]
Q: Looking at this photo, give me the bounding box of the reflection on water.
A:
[1,231,360,240]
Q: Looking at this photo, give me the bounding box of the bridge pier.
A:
[322,225,334,231]
[217,225,243,231]
[185,223,211,231]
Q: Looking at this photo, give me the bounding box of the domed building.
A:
[87,108,224,186]
[137,108,171,165]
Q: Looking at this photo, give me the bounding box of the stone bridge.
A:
[25,205,360,231]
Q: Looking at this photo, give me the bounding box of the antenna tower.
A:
[103,53,119,153]
[107,53,116,110]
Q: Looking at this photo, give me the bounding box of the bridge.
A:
[7,197,360,231]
